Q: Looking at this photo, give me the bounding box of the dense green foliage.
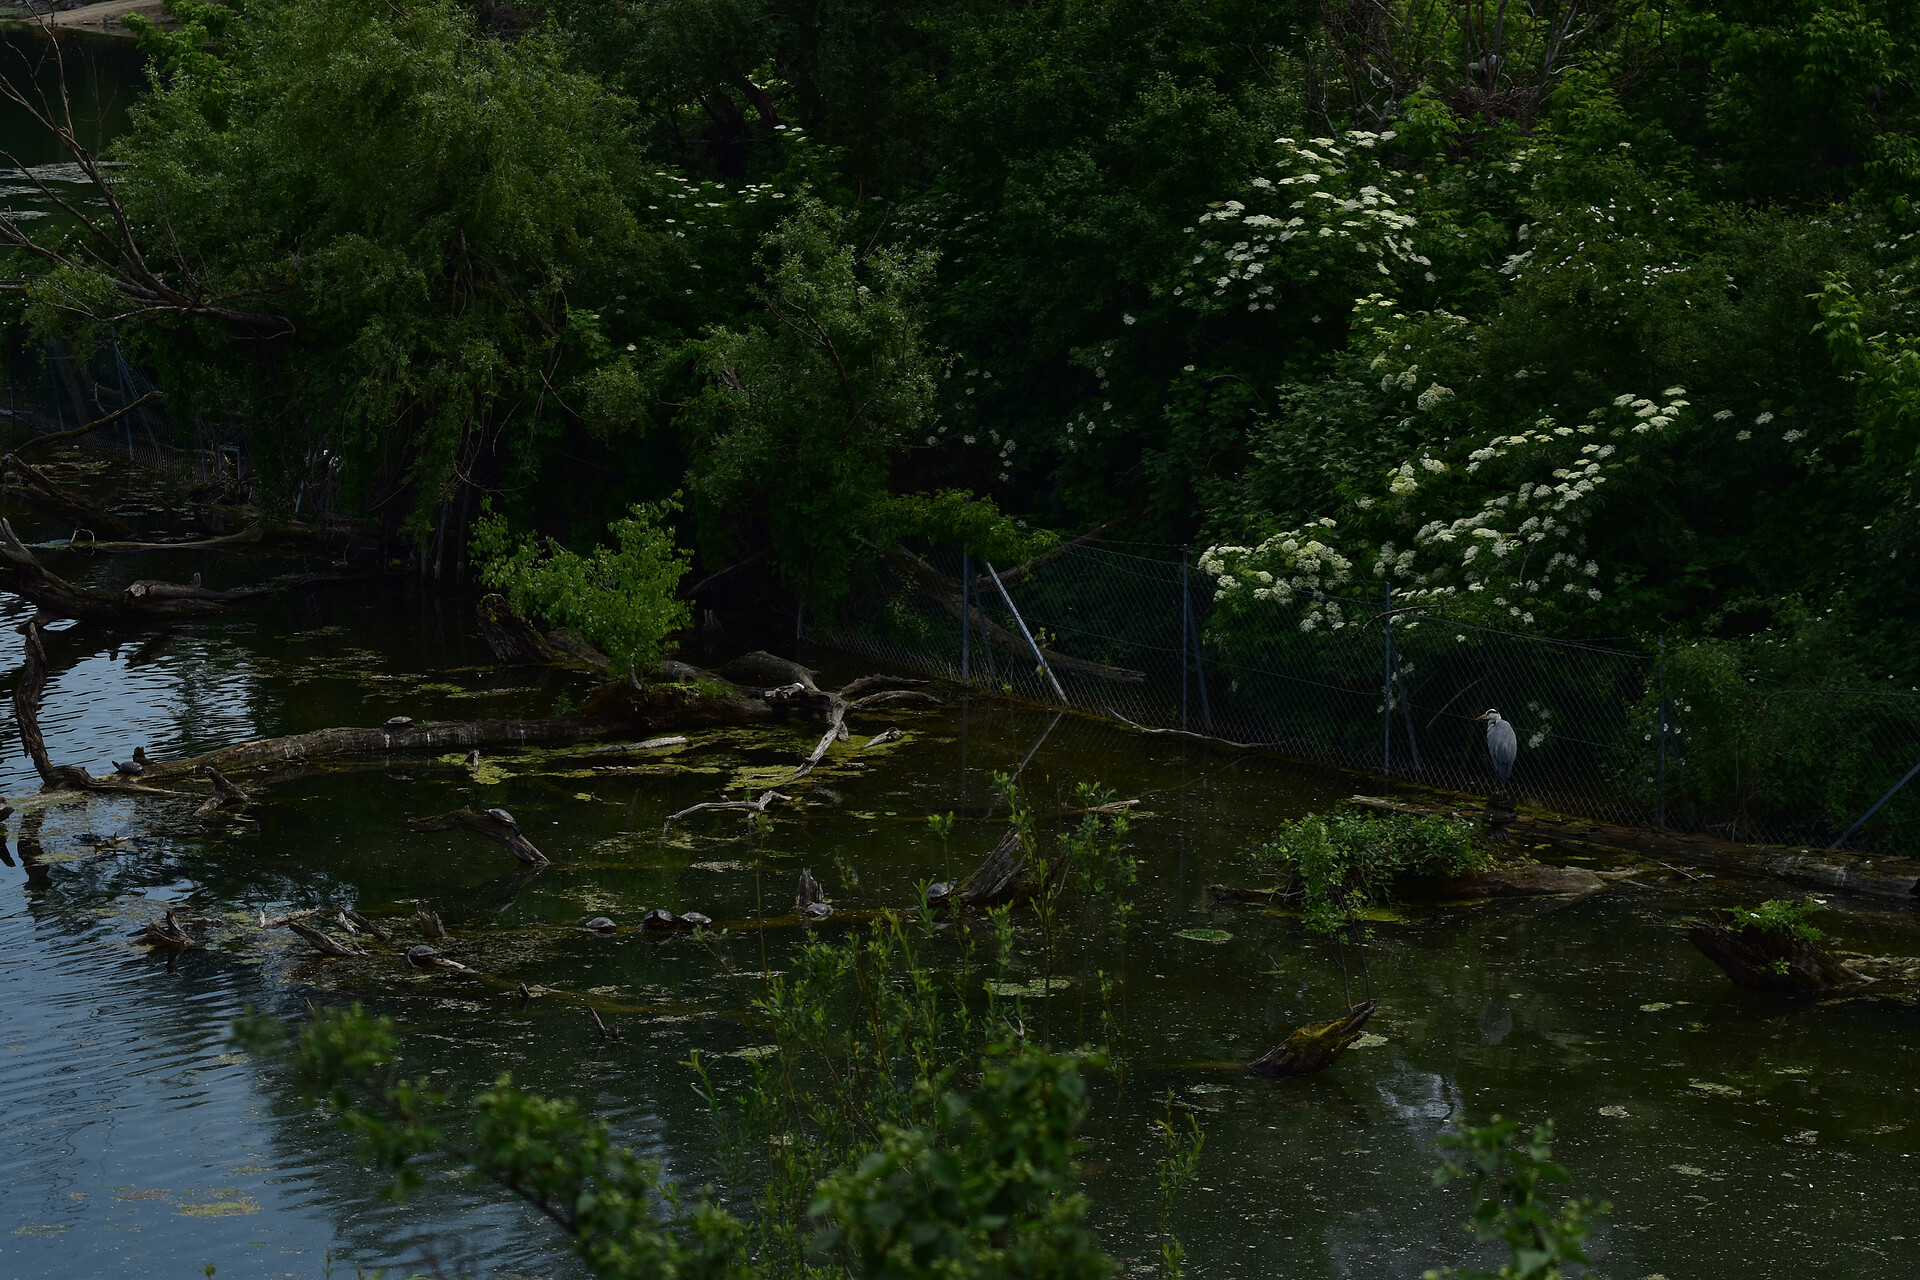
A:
[472,497,692,669]
[6,0,1914,656]
[1249,808,1488,933]
[9,0,1920,815]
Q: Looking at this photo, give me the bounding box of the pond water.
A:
[0,451,1916,1280]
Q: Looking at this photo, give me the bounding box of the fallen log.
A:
[139,714,627,783]
[0,518,258,619]
[405,808,549,867]
[1687,914,1864,994]
[1248,1000,1377,1077]
[476,594,562,667]
[1348,794,1920,902]
[26,523,267,554]
[9,391,161,458]
[0,453,135,539]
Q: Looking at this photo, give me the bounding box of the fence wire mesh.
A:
[818,543,1920,859]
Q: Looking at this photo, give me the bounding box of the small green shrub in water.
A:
[1247,809,1487,934]
[1728,897,1827,945]
[472,497,692,671]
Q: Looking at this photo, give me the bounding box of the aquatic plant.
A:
[1430,1116,1604,1280]
[1247,808,1486,935]
[1728,897,1828,945]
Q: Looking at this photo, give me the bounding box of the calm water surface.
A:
[0,471,1917,1280]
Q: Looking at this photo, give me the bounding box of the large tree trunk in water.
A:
[1687,917,1863,993]
[476,594,561,666]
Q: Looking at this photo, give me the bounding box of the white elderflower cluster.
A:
[1197,520,1355,628]
[1200,388,1689,630]
[1175,131,1429,310]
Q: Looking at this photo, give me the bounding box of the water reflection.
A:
[1,578,1917,1278]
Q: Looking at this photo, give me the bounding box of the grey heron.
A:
[1475,709,1517,783]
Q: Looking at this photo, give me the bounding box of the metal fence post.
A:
[1382,584,1393,779]
[986,561,1067,705]
[1182,571,1212,732]
[961,546,971,687]
[1658,633,1667,829]
[1180,554,1190,732]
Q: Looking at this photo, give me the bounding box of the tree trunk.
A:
[1687,918,1863,994]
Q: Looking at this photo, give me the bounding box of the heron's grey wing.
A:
[1488,719,1518,780]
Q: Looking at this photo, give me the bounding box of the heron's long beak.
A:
[1473,713,1488,722]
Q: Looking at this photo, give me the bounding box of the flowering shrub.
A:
[1174,130,1429,314]
[1199,379,1691,632]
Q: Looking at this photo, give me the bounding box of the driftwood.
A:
[796,869,831,919]
[342,909,392,942]
[0,453,135,538]
[14,618,103,790]
[1209,884,1299,904]
[405,808,549,866]
[417,908,446,939]
[287,919,365,958]
[883,547,1146,684]
[192,766,251,819]
[1687,916,1864,994]
[131,909,198,949]
[1112,713,1270,751]
[1349,794,1920,903]
[23,524,268,554]
[1248,1000,1378,1077]
[952,828,1035,908]
[663,788,790,834]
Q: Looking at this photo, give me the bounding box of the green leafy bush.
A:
[1248,809,1487,934]
[1430,1116,1603,1280]
[1728,897,1828,945]
[472,498,693,670]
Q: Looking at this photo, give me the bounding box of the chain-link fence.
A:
[816,542,1920,859]
[4,338,245,482]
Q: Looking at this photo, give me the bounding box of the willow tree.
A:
[4,0,677,569]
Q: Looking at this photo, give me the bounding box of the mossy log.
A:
[1686,916,1864,993]
[1248,999,1378,1077]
